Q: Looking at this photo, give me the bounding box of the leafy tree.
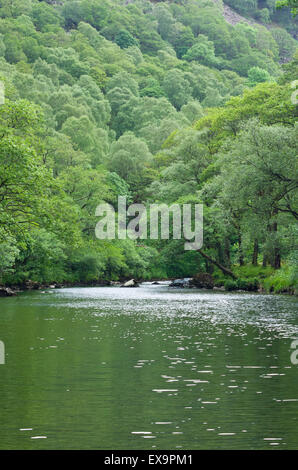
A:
[247,66,272,86]
[216,119,297,268]
[30,2,61,31]
[115,30,138,49]
[162,69,192,109]
[182,35,219,67]
[0,235,19,279]
[0,100,50,237]
[270,26,297,61]
[171,26,195,59]
[108,132,152,199]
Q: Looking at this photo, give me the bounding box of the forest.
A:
[0,0,297,293]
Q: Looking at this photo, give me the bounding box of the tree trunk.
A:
[252,239,258,266]
[269,219,281,269]
[224,238,231,267]
[238,232,244,266]
[197,249,237,279]
[273,250,281,269]
[271,222,281,269]
[217,243,224,265]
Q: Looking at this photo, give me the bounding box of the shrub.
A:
[263,265,298,293]
[224,279,238,291]
[237,278,259,291]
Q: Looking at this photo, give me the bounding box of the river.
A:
[0,285,297,449]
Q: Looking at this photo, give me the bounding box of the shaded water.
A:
[0,285,298,449]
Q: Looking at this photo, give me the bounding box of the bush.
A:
[237,278,259,291]
[224,279,238,291]
[263,265,298,293]
[234,264,274,280]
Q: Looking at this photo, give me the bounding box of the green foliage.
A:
[162,69,192,109]
[31,2,61,31]
[0,235,19,279]
[263,263,298,292]
[0,0,296,288]
[224,279,238,291]
[236,278,259,291]
[115,30,138,49]
[223,278,259,291]
[182,35,219,67]
[276,0,298,17]
[247,66,272,86]
[225,0,258,16]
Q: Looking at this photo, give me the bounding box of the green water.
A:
[0,285,297,450]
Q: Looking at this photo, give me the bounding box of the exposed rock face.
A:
[121,279,139,287]
[211,0,256,26]
[0,287,17,296]
[189,273,215,289]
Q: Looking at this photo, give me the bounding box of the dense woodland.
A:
[0,0,297,293]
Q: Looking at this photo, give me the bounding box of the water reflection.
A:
[0,285,297,449]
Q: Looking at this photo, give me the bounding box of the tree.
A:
[270,27,297,62]
[182,35,219,67]
[115,30,138,49]
[247,67,271,86]
[0,234,19,280]
[181,101,204,123]
[171,26,195,59]
[162,69,192,109]
[108,133,152,199]
[30,2,61,31]
[0,100,50,237]
[276,0,298,17]
[216,120,298,268]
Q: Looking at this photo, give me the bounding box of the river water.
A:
[0,285,297,449]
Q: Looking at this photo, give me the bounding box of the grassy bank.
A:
[213,264,297,294]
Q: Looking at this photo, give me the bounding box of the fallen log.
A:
[197,249,237,279]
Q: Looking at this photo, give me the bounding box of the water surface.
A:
[0,285,297,449]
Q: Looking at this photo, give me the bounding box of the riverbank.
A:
[1,264,297,297]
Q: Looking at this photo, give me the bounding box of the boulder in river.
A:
[0,287,17,297]
[121,279,139,287]
[169,278,192,288]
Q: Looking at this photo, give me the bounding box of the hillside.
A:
[0,0,297,292]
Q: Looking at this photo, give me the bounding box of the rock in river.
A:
[169,278,192,288]
[121,279,139,287]
[0,287,17,297]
